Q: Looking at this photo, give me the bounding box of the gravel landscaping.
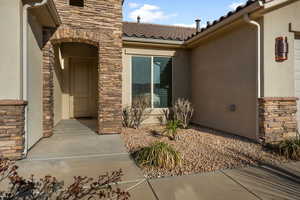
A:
[121,126,289,179]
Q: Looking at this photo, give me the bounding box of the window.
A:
[69,0,84,7]
[132,56,172,108]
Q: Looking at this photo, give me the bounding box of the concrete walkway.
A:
[16,120,300,200]
[18,120,156,199]
[149,162,300,200]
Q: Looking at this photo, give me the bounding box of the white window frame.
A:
[131,55,173,109]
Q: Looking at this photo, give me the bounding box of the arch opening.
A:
[53,42,99,132]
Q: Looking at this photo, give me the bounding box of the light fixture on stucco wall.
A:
[275,36,289,62]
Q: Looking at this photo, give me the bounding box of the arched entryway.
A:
[52,42,99,132]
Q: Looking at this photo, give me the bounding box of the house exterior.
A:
[0,0,299,160]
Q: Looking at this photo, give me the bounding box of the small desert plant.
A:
[122,106,132,128]
[277,139,300,160]
[131,96,150,129]
[133,142,181,169]
[163,120,181,141]
[157,108,174,125]
[0,158,130,200]
[173,98,194,129]
[122,96,150,129]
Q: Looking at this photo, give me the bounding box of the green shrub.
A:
[267,138,300,161]
[133,142,181,169]
[163,120,181,141]
[278,139,300,160]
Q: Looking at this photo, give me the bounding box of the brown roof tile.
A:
[123,22,196,41]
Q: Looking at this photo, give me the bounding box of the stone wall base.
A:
[259,97,299,144]
[0,100,27,160]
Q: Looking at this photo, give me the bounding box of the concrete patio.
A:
[15,120,300,200]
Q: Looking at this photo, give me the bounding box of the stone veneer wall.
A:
[0,100,27,159]
[42,29,55,138]
[42,0,123,137]
[259,97,298,144]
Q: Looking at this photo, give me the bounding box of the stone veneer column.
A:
[259,97,299,144]
[98,31,123,134]
[42,40,55,138]
[0,100,27,159]
[44,0,123,135]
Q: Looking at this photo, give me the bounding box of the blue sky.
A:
[123,0,247,27]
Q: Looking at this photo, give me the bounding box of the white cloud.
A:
[228,1,245,10]
[129,4,177,23]
[128,2,139,9]
[173,23,196,28]
[174,20,206,28]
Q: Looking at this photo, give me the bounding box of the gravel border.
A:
[121,126,289,179]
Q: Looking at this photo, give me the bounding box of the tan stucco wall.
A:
[53,43,98,122]
[53,47,63,125]
[262,0,300,97]
[122,45,190,124]
[190,24,258,139]
[27,13,43,148]
[0,0,22,99]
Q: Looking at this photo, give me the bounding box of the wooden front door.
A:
[70,57,98,118]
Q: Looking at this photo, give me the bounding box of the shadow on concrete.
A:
[76,118,98,133]
[222,148,300,200]
[223,164,300,200]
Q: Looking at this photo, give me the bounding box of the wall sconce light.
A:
[275,36,289,62]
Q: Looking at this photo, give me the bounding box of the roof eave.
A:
[259,0,299,14]
[45,0,61,27]
[29,0,61,27]
[264,0,293,8]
